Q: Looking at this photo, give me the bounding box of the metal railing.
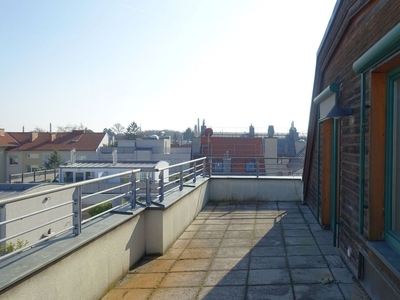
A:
[9,169,59,183]
[0,158,207,261]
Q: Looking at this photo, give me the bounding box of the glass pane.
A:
[64,172,73,183]
[76,172,84,182]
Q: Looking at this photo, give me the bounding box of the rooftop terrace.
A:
[103,201,369,300]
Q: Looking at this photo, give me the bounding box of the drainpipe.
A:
[359,73,366,235]
[316,112,321,223]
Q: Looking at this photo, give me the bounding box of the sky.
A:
[0,0,337,135]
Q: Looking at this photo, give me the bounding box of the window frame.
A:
[385,67,400,251]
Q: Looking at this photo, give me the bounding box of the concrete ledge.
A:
[0,206,146,300]
[145,177,209,254]
[209,176,303,201]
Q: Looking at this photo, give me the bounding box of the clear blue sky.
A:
[1,0,337,134]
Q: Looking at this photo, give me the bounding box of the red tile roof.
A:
[0,132,19,147]
[7,131,106,151]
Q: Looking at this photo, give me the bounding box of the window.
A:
[386,69,400,249]
[75,172,84,182]
[9,156,18,165]
[64,172,73,183]
[86,172,95,180]
[246,162,255,172]
[26,153,39,159]
[214,162,223,172]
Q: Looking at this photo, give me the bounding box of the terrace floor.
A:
[102,201,370,300]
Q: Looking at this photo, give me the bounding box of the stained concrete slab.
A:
[102,201,370,300]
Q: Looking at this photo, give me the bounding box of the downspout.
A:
[359,73,366,234]
[332,118,339,247]
[316,112,321,223]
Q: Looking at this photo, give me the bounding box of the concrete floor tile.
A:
[158,248,184,260]
[291,268,333,284]
[171,239,191,249]
[254,223,277,231]
[287,255,327,269]
[102,288,154,300]
[204,219,230,225]
[253,236,283,247]
[293,284,344,300]
[325,255,347,268]
[248,269,291,285]
[283,229,312,237]
[132,258,175,273]
[187,238,221,248]
[204,270,247,286]
[254,228,281,238]
[216,247,251,258]
[254,217,279,224]
[170,258,212,272]
[286,245,321,256]
[180,248,217,259]
[230,218,255,224]
[191,219,206,225]
[314,234,333,245]
[338,283,371,300]
[319,245,341,255]
[281,223,309,230]
[118,273,165,289]
[245,285,294,300]
[159,271,206,287]
[251,246,285,257]
[279,217,305,224]
[195,230,225,239]
[210,257,249,270]
[331,268,356,283]
[199,286,246,300]
[149,287,199,300]
[186,224,202,232]
[220,238,252,247]
[180,231,197,239]
[200,224,228,231]
[284,236,317,246]
[224,230,253,238]
[227,224,254,231]
[250,256,287,269]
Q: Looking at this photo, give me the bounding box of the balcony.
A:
[0,159,368,299]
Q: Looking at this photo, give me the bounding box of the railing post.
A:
[130,173,136,209]
[256,161,260,177]
[44,169,47,182]
[179,165,183,191]
[33,170,36,182]
[146,173,151,206]
[202,159,206,178]
[159,170,164,202]
[73,186,82,236]
[21,173,24,183]
[208,158,212,177]
[193,161,197,183]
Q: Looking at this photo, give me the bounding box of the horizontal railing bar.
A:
[0,200,74,226]
[155,157,205,172]
[0,226,75,262]
[0,213,74,244]
[81,193,128,212]
[81,182,132,200]
[0,169,141,206]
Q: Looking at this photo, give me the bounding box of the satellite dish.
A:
[204,128,213,137]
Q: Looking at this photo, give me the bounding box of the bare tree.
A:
[111,123,125,134]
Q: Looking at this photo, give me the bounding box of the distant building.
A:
[0,130,108,183]
[192,121,305,175]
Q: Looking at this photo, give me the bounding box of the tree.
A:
[183,127,193,141]
[43,150,65,169]
[111,123,125,134]
[57,123,91,132]
[125,121,143,140]
[33,126,45,132]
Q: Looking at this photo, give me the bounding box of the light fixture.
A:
[325,104,353,119]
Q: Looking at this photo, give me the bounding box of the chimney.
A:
[70,149,76,164]
[31,132,38,141]
[0,128,4,137]
[50,123,52,133]
[49,133,57,142]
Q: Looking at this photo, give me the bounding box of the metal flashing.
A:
[353,23,400,73]
[313,83,340,105]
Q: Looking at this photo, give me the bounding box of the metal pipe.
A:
[359,73,366,234]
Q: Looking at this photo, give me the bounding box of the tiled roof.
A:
[7,131,106,151]
[0,133,19,147]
